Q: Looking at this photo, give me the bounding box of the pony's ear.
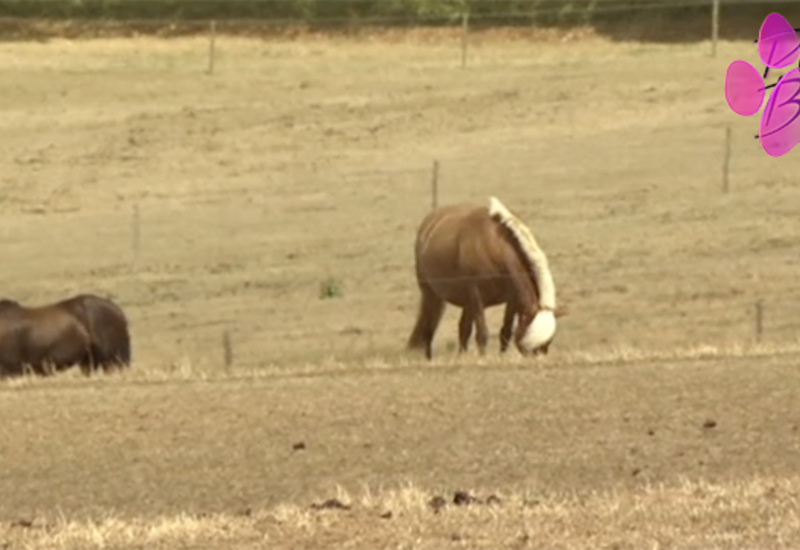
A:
[554,305,569,318]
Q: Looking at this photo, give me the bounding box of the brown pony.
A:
[407,196,561,359]
[57,294,131,374]
[0,299,93,377]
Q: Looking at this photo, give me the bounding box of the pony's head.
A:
[514,308,557,356]
[488,196,561,357]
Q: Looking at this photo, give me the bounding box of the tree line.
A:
[0,0,795,44]
[0,0,714,25]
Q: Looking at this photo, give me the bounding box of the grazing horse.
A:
[407,196,561,359]
[0,299,93,377]
[57,294,131,374]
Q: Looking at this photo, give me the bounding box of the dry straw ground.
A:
[1,24,800,548]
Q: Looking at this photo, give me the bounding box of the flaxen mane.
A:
[488,196,556,311]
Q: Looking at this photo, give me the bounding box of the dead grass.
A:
[4,477,800,549]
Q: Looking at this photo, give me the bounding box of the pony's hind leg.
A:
[407,283,446,360]
[499,303,516,353]
[77,344,99,376]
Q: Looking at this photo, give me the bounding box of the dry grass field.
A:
[1,24,800,548]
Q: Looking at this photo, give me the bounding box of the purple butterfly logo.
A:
[724,12,800,157]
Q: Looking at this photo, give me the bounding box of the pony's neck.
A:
[507,254,540,317]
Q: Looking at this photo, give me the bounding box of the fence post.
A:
[461,12,470,68]
[223,330,233,369]
[722,125,731,193]
[132,203,140,267]
[431,160,439,210]
[711,0,720,58]
[755,299,764,342]
[208,20,217,75]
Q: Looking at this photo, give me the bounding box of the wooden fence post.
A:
[461,12,470,68]
[722,125,731,193]
[132,203,140,266]
[755,299,764,342]
[431,160,439,210]
[223,330,233,369]
[208,20,217,75]
[711,0,720,58]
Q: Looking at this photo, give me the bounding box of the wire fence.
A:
[1,147,797,370]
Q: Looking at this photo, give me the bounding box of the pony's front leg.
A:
[499,303,515,353]
[458,308,473,353]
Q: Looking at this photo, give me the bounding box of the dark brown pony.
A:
[407,196,563,359]
[0,298,93,377]
[0,294,131,378]
[57,294,131,374]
